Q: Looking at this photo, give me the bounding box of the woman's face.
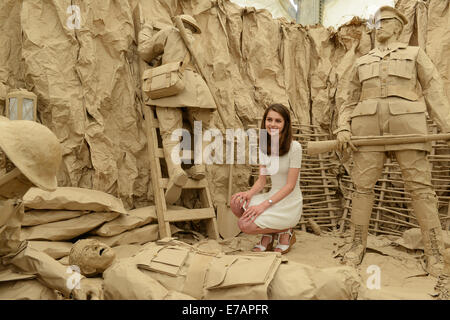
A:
[265,110,285,137]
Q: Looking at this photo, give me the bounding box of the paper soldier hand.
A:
[336,130,357,153]
[72,278,104,300]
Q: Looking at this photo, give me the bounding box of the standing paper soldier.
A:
[336,6,450,276]
[138,15,217,205]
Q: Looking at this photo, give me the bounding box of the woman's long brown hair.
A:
[260,104,292,157]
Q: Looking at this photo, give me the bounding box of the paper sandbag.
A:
[92,206,157,237]
[23,187,126,214]
[21,211,120,241]
[87,223,159,247]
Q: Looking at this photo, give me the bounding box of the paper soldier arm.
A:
[416,48,450,133]
[7,245,85,298]
[335,63,361,134]
[137,25,170,63]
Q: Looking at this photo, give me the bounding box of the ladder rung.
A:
[156,148,193,160]
[159,178,208,189]
[165,207,216,222]
[151,118,159,128]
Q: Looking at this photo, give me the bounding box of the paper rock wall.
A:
[0,0,448,209]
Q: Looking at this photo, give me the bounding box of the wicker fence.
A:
[338,120,450,235]
[247,118,450,234]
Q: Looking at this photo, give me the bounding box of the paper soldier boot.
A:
[186,164,206,180]
[165,166,188,205]
[161,140,188,204]
[411,196,445,277]
[342,193,374,267]
[412,196,445,277]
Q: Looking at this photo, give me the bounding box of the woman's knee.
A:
[230,202,243,217]
[238,218,247,233]
[238,219,257,234]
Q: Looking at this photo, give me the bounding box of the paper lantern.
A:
[6,89,37,121]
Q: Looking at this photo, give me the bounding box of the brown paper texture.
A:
[0,279,59,300]
[92,206,157,237]
[23,187,127,214]
[0,0,448,209]
[22,210,86,227]
[20,211,120,241]
[87,223,159,247]
[28,241,73,259]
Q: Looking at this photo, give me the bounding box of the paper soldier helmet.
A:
[0,116,62,191]
[180,14,201,34]
[375,6,409,26]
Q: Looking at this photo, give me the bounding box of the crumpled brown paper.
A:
[22,210,87,227]
[87,223,159,247]
[20,211,120,241]
[91,206,157,237]
[23,187,126,214]
[0,0,448,214]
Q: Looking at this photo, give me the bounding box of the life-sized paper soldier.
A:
[335,6,450,276]
[138,15,217,204]
[0,117,100,299]
[69,238,361,300]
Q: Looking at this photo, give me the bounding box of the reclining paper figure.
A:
[69,238,362,300]
[0,117,100,299]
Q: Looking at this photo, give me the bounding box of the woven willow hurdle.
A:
[247,119,342,232]
[339,119,450,235]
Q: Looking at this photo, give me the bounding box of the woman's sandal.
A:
[274,229,296,254]
[252,234,275,252]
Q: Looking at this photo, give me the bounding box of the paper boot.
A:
[342,193,374,267]
[186,164,205,180]
[412,195,445,277]
[162,140,188,204]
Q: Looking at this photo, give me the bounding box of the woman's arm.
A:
[263,167,299,206]
[247,166,267,197]
[244,141,302,219]
[242,167,299,218]
[231,165,267,209]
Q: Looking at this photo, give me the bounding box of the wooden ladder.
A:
[142,105,219,240]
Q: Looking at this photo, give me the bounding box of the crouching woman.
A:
[230,104,302,254]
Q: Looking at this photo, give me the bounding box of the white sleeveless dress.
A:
[249,141,303,230]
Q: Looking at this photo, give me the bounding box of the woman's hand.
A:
[242,202,269,221]
[231,191,252,209]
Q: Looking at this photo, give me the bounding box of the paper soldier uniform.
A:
[339,43,450,152]
[336,6,450,276]
[132,243,279,299]
[138,15,216,205]
[102,240,360,300]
